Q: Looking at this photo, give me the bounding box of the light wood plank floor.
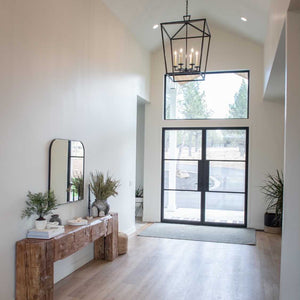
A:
[54,230,281,300]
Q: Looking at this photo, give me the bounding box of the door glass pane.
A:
[209,161,245,192]
[205,192,245,224]
[206,129,246,160]
[164,130,202,160]
[164,191,201,221]
[164,160,198,190]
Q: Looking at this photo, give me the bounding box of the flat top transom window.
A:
[164,71,249,120]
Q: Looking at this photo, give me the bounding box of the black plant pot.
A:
[264,212,280,227]
[264,212,281,234]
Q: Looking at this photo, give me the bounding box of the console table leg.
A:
[16,239,54,300]
[104,214,118,261]
[94,237,105,260]
[16,240,27,300]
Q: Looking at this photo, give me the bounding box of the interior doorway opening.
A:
[135,97,146,225]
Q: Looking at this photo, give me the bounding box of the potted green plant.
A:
[135,186,143,198]
[71,174,84,200]
[90,171,120,216]
[21,191,58,230]
[261,170,284,233]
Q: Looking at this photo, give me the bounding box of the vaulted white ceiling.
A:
[102,0,271,51]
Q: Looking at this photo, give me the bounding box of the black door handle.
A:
[198,160,209,191]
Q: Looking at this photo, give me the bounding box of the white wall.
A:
[264,26,285,102]
[280,11,300,300]
[0,0,150,299]
[264,0,290,94]
[143,23,284,229]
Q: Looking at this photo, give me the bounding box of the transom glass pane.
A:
[165,71,249,120]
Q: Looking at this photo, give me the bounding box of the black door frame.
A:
[161,127,249,228]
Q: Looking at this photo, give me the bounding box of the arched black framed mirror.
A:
[48,139,85,204]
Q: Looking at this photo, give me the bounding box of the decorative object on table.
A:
[118,232,128,255]
[135,186,144,218]
[27,225,64,239]
[49,214,62,225]
[90,171,120,216]
[160,0,211,82]
[47,222,59,228]
[21,191,57,230]
[67,217,88,226]
[92,206,99,217]
[261,170,284,234]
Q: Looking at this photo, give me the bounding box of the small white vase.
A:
[35,219,47,230]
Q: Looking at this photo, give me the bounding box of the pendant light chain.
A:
[186,0,189,16]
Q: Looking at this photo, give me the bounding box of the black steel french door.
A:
[161,127,248,227]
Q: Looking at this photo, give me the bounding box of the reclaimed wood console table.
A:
[16,212,118,300]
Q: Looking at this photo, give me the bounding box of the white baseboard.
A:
[124,226,137,236]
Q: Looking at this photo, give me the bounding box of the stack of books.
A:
[27,226,65,239]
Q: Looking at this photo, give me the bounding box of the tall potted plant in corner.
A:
[90,171,120,216]
[261,170,284,234]
[21,191,58,230]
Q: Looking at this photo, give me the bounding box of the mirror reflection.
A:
[49,139,85,204]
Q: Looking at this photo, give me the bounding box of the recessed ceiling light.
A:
[153,24,159,29]
[241,17,247,22]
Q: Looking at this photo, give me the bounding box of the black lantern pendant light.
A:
[160,0,211,82]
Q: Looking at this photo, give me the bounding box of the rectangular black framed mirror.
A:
[48,139,85,205]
